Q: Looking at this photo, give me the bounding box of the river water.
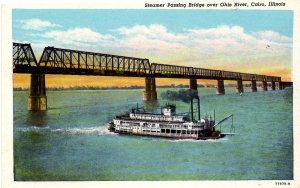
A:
[13,87,293,180]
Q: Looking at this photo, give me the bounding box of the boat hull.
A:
[112,129,224,140]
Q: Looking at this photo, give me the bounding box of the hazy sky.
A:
[13,9,293,88]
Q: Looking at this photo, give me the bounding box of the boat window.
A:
[187,130,190,134]
[182,130,186,134]
[161,129,165,133]
[176,130,181,134]
[171,129,176,134]
[166,129,170,133]
[191,130,194,134]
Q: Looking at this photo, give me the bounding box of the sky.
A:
[12,9,293,88]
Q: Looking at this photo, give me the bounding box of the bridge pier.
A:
[189,78,198,92]
[143,77,157,101]
[236,79,244,93]
[262,81,268,91]
[251,80,257,92]
[279,81,293,89]
[28,74,47,111]
[279,82,283,90]
[271,81,276,90]
[216,80,225,95]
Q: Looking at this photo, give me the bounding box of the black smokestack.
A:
[160,89,198,103]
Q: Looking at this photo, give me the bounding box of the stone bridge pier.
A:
[143,77,157,101]
[189,78,198,92]
[271,81,276,90]
[279,82,283,90]
[28,74,47,111]
[251,80,257,92]
[216,80,225,95]
[280,81,293,89]
[236,79,244,93]
[262,81,268,91]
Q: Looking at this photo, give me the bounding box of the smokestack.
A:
[190,97,193,121]
[197,96,200,120]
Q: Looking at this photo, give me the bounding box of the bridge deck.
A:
[13,42,281,82]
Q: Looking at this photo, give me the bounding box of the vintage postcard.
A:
[1,0,299,187]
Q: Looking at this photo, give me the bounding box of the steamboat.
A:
[108,97,234,140]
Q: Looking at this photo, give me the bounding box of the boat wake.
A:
[165,137,229,143]
[135,136,229,142]
[141,137,229,143]
[17,126,228,142]
[17,124,117,136]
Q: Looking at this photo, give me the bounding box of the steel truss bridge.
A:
[13,42,281,82]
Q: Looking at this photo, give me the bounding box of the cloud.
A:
[35,24,292,56]
[19,18,61,31]
[253,30,292,46]
[42,27,114,45]
[116,24,185,41]
[114,24,292,54]
[111,25,292,68]
[27,24,292,78]
[114,24,187,54]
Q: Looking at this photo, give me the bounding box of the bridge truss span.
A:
[193,67,280,82]
[13,43,38,72]
[13,42,282,82]
[150,63,193,78]
[38,46,152,76]
[193,68,223,79]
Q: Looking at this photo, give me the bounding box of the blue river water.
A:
[13,87,293,180]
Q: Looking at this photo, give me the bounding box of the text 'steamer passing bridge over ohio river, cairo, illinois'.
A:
[13,42,293,111]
